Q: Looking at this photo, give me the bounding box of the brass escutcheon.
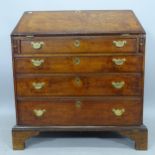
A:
[112,108,125,117]
[31,59,44,67]
[33,109,46,117]
[113,40,127,48]
[112,81,125,89]
[73,57,81,65]
[74,40,80,47]
[32,82,45,90]
[74,77,82,86]
[112,58,126,66]
[31,41,44,50]
[75,100,82,108]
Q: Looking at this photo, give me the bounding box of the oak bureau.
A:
[11,10,148,150]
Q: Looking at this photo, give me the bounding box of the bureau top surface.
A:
[12,10,145,36]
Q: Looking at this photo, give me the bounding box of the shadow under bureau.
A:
[11,10,148,150]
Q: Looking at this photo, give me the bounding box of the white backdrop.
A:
[0,1,155,155]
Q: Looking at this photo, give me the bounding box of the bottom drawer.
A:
[17,98,142,126]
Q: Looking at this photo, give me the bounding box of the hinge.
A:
[121,34,130,36]
[26,35,34,38]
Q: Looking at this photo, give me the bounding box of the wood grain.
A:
[12,10,145,35]
[11,10,147,150]
[20,36,138,54]
[15,55,143,73]
[12,125,147,150]
[17,98,142,126]
[16,74,142,97]
[12,130,39,150]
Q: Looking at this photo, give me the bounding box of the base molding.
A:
[12,125,148,150]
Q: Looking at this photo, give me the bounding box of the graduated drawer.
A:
[15,55,143,73]
[17,98,142,126]
[20,36,138,54]
[16,74,142,97]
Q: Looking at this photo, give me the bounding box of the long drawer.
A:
[15,55,143,73]
[17,98,142,126]
[16,74,142,97]
[20,36,138,54]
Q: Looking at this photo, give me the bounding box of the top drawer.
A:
[20,36,139,54]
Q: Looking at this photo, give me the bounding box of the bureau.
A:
[11,10,148,150]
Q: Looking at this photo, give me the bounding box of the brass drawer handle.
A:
[73,57,81,65]
[31,41,44,49]
[113,40,127,48]
[31,59,44,67]
[112,81,125,89]
[74,77,82,86]
[112,108,125,117]
[33,109,46,117]
[75,100,82,108]
[32,82,45,90]
[112,58,126,66]
[74,40,80,47]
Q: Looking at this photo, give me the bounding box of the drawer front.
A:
[16,74,142,97]
[17,98,142,126]
[15,55,143,73]
[20,37,138,54]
